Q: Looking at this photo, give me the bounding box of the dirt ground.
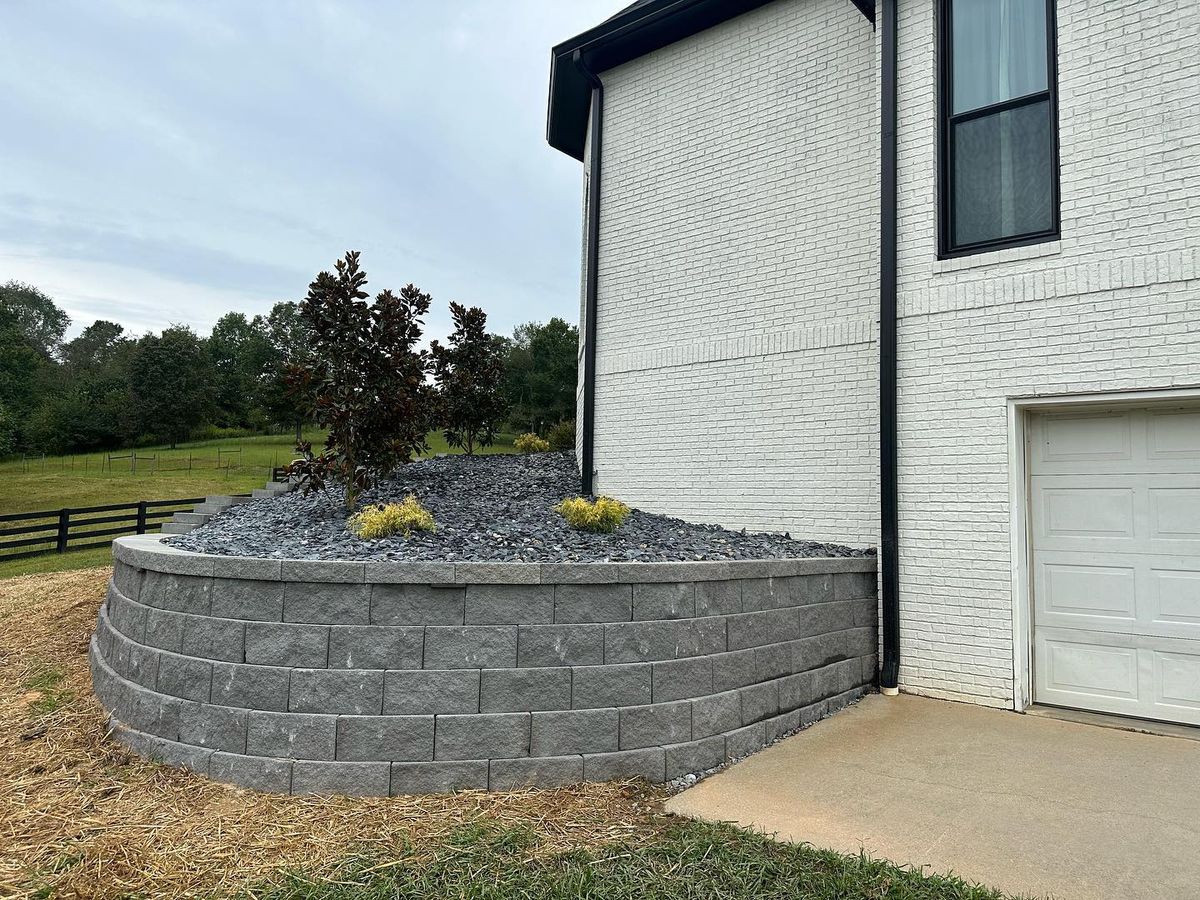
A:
[0,567,664,899]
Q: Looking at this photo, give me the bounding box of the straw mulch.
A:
[0,567,667,899]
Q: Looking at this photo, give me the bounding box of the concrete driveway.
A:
[665,694,1200,899]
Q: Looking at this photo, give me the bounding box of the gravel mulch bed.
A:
[167,451,874,563]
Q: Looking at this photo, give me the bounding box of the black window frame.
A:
[937,0,1061,259]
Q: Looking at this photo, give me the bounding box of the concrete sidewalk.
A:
[665,694,1200,899]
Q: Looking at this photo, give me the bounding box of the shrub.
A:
[546,419,576,451]
[555,496,631,534]
[515,432,550,453]
[430,303,508,455]
[285,251,434,509]
[348,495,435,539]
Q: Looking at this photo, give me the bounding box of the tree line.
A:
[0,276,578,458]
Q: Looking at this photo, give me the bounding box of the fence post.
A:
[136,501,148,535]
[56,508,70,554]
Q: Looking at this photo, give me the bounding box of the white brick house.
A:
[547,0,1200,723]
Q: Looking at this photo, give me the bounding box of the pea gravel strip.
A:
[168,451,874,563]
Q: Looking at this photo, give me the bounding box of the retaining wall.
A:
[91,535,877,795]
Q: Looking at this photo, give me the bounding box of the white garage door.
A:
[1030,405,1200,726]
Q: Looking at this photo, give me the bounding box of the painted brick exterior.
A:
[575,0,1200,709]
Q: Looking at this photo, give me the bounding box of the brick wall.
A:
[584,0,880,545]
[893,0,1200,706]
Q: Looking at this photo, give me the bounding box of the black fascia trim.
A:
[879,0,900,692]
[850,0,876,24]
[548,0,780,160]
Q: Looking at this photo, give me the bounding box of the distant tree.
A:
[0,401,15,457]
[208,312,274,429]
[55,320,137,448]
[0,304,51,449]
[0,280,70,357]
[500,318,578,433]
[129,325,213,448]
[430,303,508,455]
[286,251,434,508]
[260,301,314,442]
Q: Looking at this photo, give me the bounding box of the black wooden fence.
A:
[0,497,205,561]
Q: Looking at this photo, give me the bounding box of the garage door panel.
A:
[1030,404,1200,727]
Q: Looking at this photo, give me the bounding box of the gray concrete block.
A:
[517,624,604,667]
[141,572,213,615]
[680,617,728,657]
[664,735,725,779]
[793,630,852,673]
[371,583,465,625]
[391,760,488,794]
[424,626,518,669]
[861,653,879,685]
[366,560,456,584]
[156,653,212,703]
[695,580,741,617]
[739,680,780,724]
[651,656,713,702]
[764,709,801,744]
[711,648,757,693]
[724,722,765,761]
[283,582,369,625]
[851,597,878,628]
[834,571,877,601]
[107,588,148,642]
[280,559,365,583]
[454,562,541,584]
[727,608,798,651]
[779,670,815,712]
[245,622,329,668]
[540,562,621,583]
[336,715,434,762]
[434,713,530,760]
[384,669,480,715]
[800,698,830,728]
[143,607,185,653]
[246,710,336,759]
[292,760,390,796]
[210,751,292,793]
[466,584,554,624]
[632,582,695,620]
[754,642,793,682]
[327,625,423,670]
[126,684,184,741]
[798,600,857,637]
[490,755,582,790]
[554,583,632,623]
[582,747,665,783]
[690,691,742,738]
[571,663,651,709]
[210,557,283,581]
[113,724,213,774]
[180,616,245,663]
[112,562,143,602]
[605,619,725,664]
[785,573,834,606]
[116,637,159,688]
[619,701,691,750]
[618,562,717,584]
[740,578,791,612]
[211,578,285,621]
[530,708,619,756]
[480,668,571,713]
[289,669,383,715]
[211,661,289,711]
[846,626,877,659]
[178,702,247,753]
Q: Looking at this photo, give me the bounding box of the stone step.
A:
[158,522,194,535]
[173,512,211,525]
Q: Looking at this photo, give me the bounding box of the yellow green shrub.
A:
[515,432,551,453]
[555,496,631,534]
[348,495,435,539]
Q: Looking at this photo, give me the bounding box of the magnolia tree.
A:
[430,302,508,455]
[286,251,433,508]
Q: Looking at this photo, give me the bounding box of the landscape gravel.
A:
[167,451,875,562]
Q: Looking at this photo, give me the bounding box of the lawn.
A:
[0,431,516,579]
[2,566,1021,900]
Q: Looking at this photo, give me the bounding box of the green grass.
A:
[22,664,72,716]
[237,821,1019,900]
[0,545,115,580]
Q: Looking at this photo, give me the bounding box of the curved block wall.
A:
[91,535,878,795]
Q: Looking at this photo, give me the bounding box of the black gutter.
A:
[575,50,603,497]
[879,0,900,693]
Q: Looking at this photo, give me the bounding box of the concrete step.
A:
[173,512,211,525]
[159,522,195,535]
[205,495,236,507]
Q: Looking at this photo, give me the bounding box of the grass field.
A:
[3,566,1017,900]
[0,430,516,579]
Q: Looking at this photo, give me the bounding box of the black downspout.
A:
[575,50,602,497]
[879,0,900,694]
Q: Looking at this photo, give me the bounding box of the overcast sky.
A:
[0,0,624,342]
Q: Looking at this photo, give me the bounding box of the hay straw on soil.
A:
[0,567,666,899]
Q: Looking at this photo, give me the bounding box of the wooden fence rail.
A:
[0,497,205,561]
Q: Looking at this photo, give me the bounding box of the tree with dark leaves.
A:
[430,302,508,456]
[285,251,433,508]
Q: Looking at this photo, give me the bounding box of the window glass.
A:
[952,0,1048,113]
[953,100,1053,246]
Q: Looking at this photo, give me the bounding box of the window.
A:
[940,0,1059,256]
